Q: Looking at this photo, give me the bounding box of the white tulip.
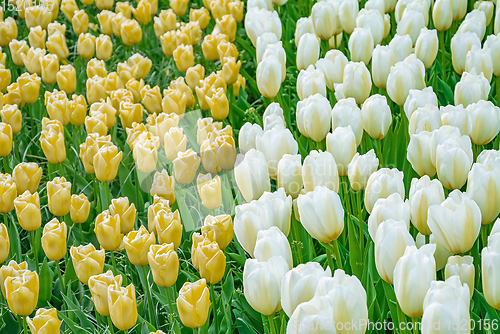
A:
[294,16,315,47]
[364,168,405,214]
[263,102,286,130]
[234,149,271,203]
[244,8,282,47]
[389,33,413,62]
[303,150,339,193]
[440,104,472,136]
[342,61,372,104]
[256,32,279,64]
[372,45,396,89]
[404,87,438,121]
[348,150,379,191]
[368,193,410,241]
[465,45,493,82]
[416,233,454,271]
[256,127,298,179]
[407,130,436,177]
[331,98,364,146]
[409,104,442,135]
[296,33,320,71]
[466,161,500,225]
[482,234,500,309]
[467,100,500,145]
[261,42,286,83]
[277,154,303,199]
[451,31,481,75]
[286,296,336,334]
[254,226,293,269]
[238,123,263,153]
[356,8,385,45]
[348,27,374,64]
[256,54,282,98]
[311,1,341,40]
[409,176,445,235]
[415,27,438,69]
[457,9,486,41]
[316,50,348,91]
[326,126,357,176]
[445,255,475,298]
[296,93,332,142]
[339,0,358,34]
[484,34,500,76]
[297,64,327,101]
[361,94,392,139]
[397,9,426,45]
[435,135,473,190]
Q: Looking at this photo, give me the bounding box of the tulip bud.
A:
[12,190,39,232]
[107,283,137,331]
[339,0,359,34]
[394,244,436,317]
[482,234,500,309]
[340,61,372,104]
[17,72,41,105]
[371,45,396,89]
[234,149,271,202]
[296,93,331,142]
[72,9,88,35]
[21,47,44,76]
[140,85,162,114]
[97,10,115,35]
[9,40,28,67]
[115,1,132,17]
[177,279,211,328]
[94,210,122,251]
[297,186,344,243]
[256,54,282,99]
[361,94,392,139]
[346,150,378,192]
[451,31,481,76]
[56,64,76,94]
[94,145,122,182]
[204,87,228,120]
[196,174,222,210]
[257,127,298,179]
[433,0,453,31]
[467,100,500,145]
[0,18,18,47]
[173,45,194,73]
[133,0,151,24]
[445,255,475,298]
[415,28,438,69]
[5,270,39,316]
[27,308,62,334]
[121,19,142,46]
[133,139,158,173]
[172,149,201,184]
[154,9,176,38]
[47,176,71,217]
[88,270,123,317]
[365,168,405,214]
[296,33,320,71]
[71,244,105,285]
[466,161,500,225]
[254,226,292,270]
[348,28,374,65]
[311,1,340,40]
[0,65,11,93]
[185,64,205,91]
[46,32,69,61]
[69,193,90,225]
[123,225,155,266]
[302,150,339,193]
[11,163,40,195]
[76,33,95,60]
[41,218,67,261]
[147,196,170,234]
[435,134,473,189]
[195,239,226,284]
[277,154,303,199]
[326,126,356,177]
[368,193,410,242]
[153,209,181,248]
[148,243,179,287]
[403,87,438,121]
[201,215,233,250]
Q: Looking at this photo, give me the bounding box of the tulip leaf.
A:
[8,220,22,263]
[222,270,234,305]
[138,315,156,333]
[61,292,95,331]
[37,257,52,307]
[347,217,363,280]
[475,289,500,324]
[63,255,78,288]
[437,77,455,106]
[381,280,400,328]
[0,310,20,334]
[57,311,91,334]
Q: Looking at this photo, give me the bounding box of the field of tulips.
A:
[1,0,500,332]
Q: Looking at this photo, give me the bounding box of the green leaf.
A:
[57,311,91,334]
[222,270,234,305]
[347,217,363,280]
[8,220,22,263]
[61,292,95,331]
[37,257,52,307]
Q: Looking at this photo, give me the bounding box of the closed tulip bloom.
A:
[297,186,344,243]
[5,270,38,316]
[4,83,22,106]
[173,45,194,73]
[60,0,78,19]
[451,32,481,75]
[386,61,416,106]
[94,210,122,251]
[97,10,115,35]
[409,105,441,135]
[294,17,315,47]
[215,15,236,42]
[27,308,61,334]
[221,57,240,85]
[404,87,438,121]
[70,193,90,224]
[361,94,392,139]
[243,256,288,315]
[115,1,133,17]
[277,154,303,199]
[433,0,453,31]
[435,135,473,189]
[371,45,396,89]
[108,197,136,234]
[39,129,66,164]
[41,218,67,261]
[21,47,44,75]
[71,244,105,285]
[39,54,59,86]
[0,122,11,156]
[256,55,282,98]
[315,51,347,92]
[234,149,271,202]
[296,94,331,142]
[421,276,471,333]
[415,28,438,69]
[409,176,445,235]
[0,18,18,47]
[196,174,222,210]
[397,9,426,45]
[296,33,320,71]
[205,87,229,120]
[56,64,76,94]
[428,190,481,254]
[326,126,356,177]
[133,139,158,173]
[467,100,500,145]
[467,161,500,225]
[302,150,339,193]
[484,35,500,77]
[47,176,71,217]
[148,243,178,287]
[154,209,181,248]
[87,59,107,78]
[0,223,9,263]
[93,145,122,182]
[111,13,127,37]
[107,283,137,331]
[201,215,233,250]
[0,105,21,135]
[117,101,141,129]
[76,33,95,60]
[147,196,170,234]
[368,193,410,241]
[133,0,151,24]
[72,9,88,35]
[297,65,327,102]
[13,190,40,231]
[121,19,142,46]
[348,28,374,65]
[341,61,372,104]
[88,270,122,317]
[457,10,486,41]
[365,168,405,214]
[331,98,364,147]
[244,7,282,47]
[256,127,298,179]
[348,150,379,191]
[440,105,472,137]
[339,0,359,34]
[195,240,226,284]
[286,296,335,334]
[46,32,69,61]
[185,65,205,90]
[17,72,41,105]
[140,85,162,114]
[238,122,263,154]
[256,33,279,64]
[200,34,219,61]
[9,40,28,67]
[254,226,292,269]
[80,134,112,174]
[0,66,12,93]
[311,1,340,40]
[445,255,475,298]
[482,234,500,309]
[28,26,46,50]
[163,127,186,163]
[12,163,41,194]
[123,225,155,266]
[465,45,493,82]
[45,90,70,125]
[172,149,201,184]
[177,279,211,328]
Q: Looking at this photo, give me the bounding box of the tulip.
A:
[11,163,41,195]
[311,1,340,40]
[133,139,158,173]
[286,296,335,334]
[428,190,481,254]
[331,99,363,147]
[484,35,500,78]
[169,77,194,108]
[171,149,200,184]
[37,54,59,86]
[244,7,282,47]
[93,145,122,182]
[72,9,88,35]
[243,256,288,315]
[465,45,493,82]
[254,226,292,269]
[294,17,315,47]
[404,87,438,121]
[13,190,40,231]
[315,51,347,92]
[139,84,161,114]
[467,100,500,145]
[340,61,372,104]
[197,117,224,145]
[161,128,185,164]
[361,94,392,139]
[281,262,330,317]
[408,176,445,235]
[238,123,263,154]
[173,45,194,73]
[482,234,500,309]
[408,105,441,135]
[368,193,410,242]
[71,244,105,285]
[46,176,71,217]
[0,18,18,47]
[200,35,220,61]
[147,196,170,234]
[4,270,39,316]
[115,1,133,17]
[433,0,453,31]
[88,270,123,317]
[9,40,28,67]
[435,134,473,189]
[256,33,279,64]
[46,32,69,62]
[415,28,438,69]
[215,15,236,42]
[457,10,486,41]
[371,45,396,89]
[0,66,11,93]
[60,0,78,19]
[28,26,46,50]
[325,127,356,177]
[76,33,95,60]
[421,276,471,332]
[41,218,67,261]
[21,47,44,76]
[185,64,205,90]
[87,59,107,79]
[69,193,90,225]
[297,186,344,243]
[45,91,70,126]
[154,9,176,38]
[204,87,228,120]
[234,149,271,202]
[364,168,405,214]
[56,64,76,94]
[339,0,359,34]
[154,209,181,248]
[397,9,426,45]
[296,33,320,71]
[0,222,8,262]
[455,69,491,107]
[256,54,282,98]
[195,239,226,284]
[444,255,475,299]
[440,106,471,136]
[85,113,108,137]
[107,197,136,234]
[277,154,303,199]
[27,308,62,334]
[107,283,137,331]
[177,279,211,328]
[94,210,122,251]
[201,215,233,250]
[256,127,298,179]
[451,32,481,76]
[148,243,179,287]
[466,161,500,225]
[111,13,127,37]
[120,19,141,46]
[0,105,20,136]
[133,0,152,24]
[97,10,115,35]
[348,28,374,65]
[354,9,383,45]
[4,82,21,107]
[302,150,339,193]
[123,225,155,266]
[17,72,41,105]
[348,150,379,191]
[196,174,222,210]
[0,261,29,298]
[296,94,331,142]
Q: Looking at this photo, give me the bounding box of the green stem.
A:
[165,286,175,322]
[268,314,277,334]
[398,303,408,334]
[325,246,335,275]
[331,239,343,270]
[95,310,101,328]
[210,283,218,334]
[425,234,430,245]
[376,139,384,168]
[30,230,39,273]
[2,156,10,174]
[439,30,446,83]
[357,190,364,256]
[124,330,129,334]
[56,260,64,287]
[13,134,20,163]
[104,181,111,208]
[58,162,64,177]
[107,316,115,334]
[110,251,117,275]
[29,103,35,140]
[79,223,84,245]
[141,265,155,328]
[412,318,419,334]
[23,316,28,334]
[482,224,488,249]
[192,329,197,334]
[135,168,144,211]
[3,213,8,230]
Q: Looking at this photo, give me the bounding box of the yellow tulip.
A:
[111,13,127,37]
[89,270,122,316]
[229,0,243,22]
[161,88,187,117]
[104,71,125,93]
[27,308,62,334]
[60,0,78,20]
[12,162,42,194]
[201,35,221,61]
[56,64,76,94]
[28,26,46,50]
[148,243,179,287]
[41,218,67,261]
[5,269,38,316]
[133,0,151,24]
[196,117,223,146]
[47,22,66,36]
[125,123,147,150]
[9,40,28,67]
[97,10,115,35]
[205,87,229,120]
[172,149,201,184]
[43,0,59,20]
[173,45,194,73]
[221,57,241,85]
[71,244,105,285]
[0,223,10,263]
[40,54,59,85]
[0,173,15,214]
[14,191,41,231]
[4,83,22,106]
[155,209,182,249]
[215,14,236,42]
[47,177,71,217]
[85,114,108,136]
[40,129,66,164]
[169,76,195,108]
[0,121,12,157]
[217,39,238,61]
[117,62,133,83]
[108,283,138,330]
[145,112,178,142]
[69,94,87,126]
[70,193,90,224]
[25,5,51,29]
[0,261,28,297]
[95,34,112,61]
[94,210,123,251]
[186,64,205,90]
[182,21,202,46]
[0,18,18,47]
[133,139,158,173]
[110,88,134,110]
[163,127,187,162]
[160,30,177,57]
[123,225,156,266]
[21,47,45,75]
[86,76,107,104]
[177,279,211,328]
[41,117,63,133]
[140,85,162,114]
[190,8,210,29]
[196,240,226,284]
[197,174,222,210]
[147,195,171,234]
[0,105,20,135]
[96,0,113,10]
[115,1,132,17]
[45,89,70,125]
[150,169,176,203]
[127,53,152,80]
[109,197,136,234]
[93,144,122,182]
[90,99,116,128]
[119,100,142,128]
[209,0,229,20]
[77,33,96,60]
[72,9,89,35]
[121,19,142,46]
[0,65,11,93]
[170,0,189,15]
[47,32,69,61]
[17,72,41,105]
[154,9,176,38]
[87,58,108,78]
[144,0,158,14]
